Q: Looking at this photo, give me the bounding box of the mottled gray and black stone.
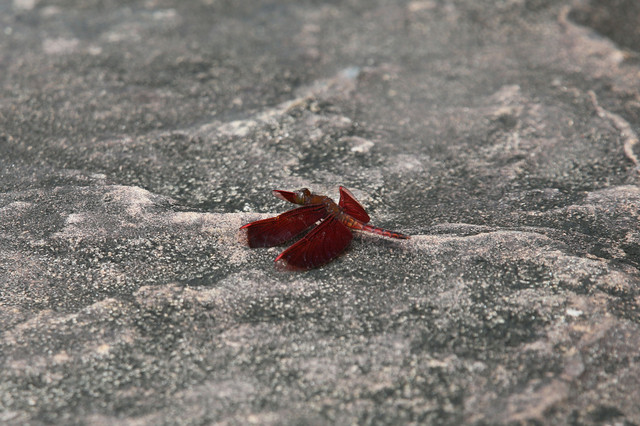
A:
[1,0,640,424]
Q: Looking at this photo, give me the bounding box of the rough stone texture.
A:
[1,0,639,424]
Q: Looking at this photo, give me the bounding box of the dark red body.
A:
[240,187,409,270]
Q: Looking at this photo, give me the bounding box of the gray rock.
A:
[1,0,639,424]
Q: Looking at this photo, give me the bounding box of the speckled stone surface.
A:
[1,0,639,424]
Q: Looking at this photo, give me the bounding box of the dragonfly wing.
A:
[240,204,326,248]
[272,189,298,203]
[275,216,353,270]
[339,186,370,223]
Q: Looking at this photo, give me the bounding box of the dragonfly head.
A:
[272,188,312,205]
[294,188,312,204]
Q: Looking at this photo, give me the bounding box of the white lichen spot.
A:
[346,136,375,153]
[65,213,84,225]
[13,0,37,10]
[152,9,177,21]
[339,66,361,80]
[104,29,141,43]
[566,308,583,317]
[425,358,450,368]
[87,45,103,56]
[308,128,324,141]
[218,119,254,137]
[491,84,521,103]
[395,154,423,171]
[42,38,80,55]
[407,1,436,12]
[40,5,61,16]
[171,212,203,225]
[0,201,32,213]
[111,186,153,217]
[52,351,70,364]
[95,343,111,356]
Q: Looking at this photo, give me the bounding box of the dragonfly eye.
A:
[296,188,311,203]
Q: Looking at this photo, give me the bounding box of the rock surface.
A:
[1,0,640,424]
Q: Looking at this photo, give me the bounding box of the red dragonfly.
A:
[240,186,409,270]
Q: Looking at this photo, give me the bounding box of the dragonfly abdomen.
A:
[361,224,410,239]
[341,214,409,240]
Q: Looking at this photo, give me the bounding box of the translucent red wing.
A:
[338,186,370,223]
[240,204,326,248]
[275,216,353,270]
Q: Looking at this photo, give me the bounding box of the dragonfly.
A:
[240,186,409,270]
